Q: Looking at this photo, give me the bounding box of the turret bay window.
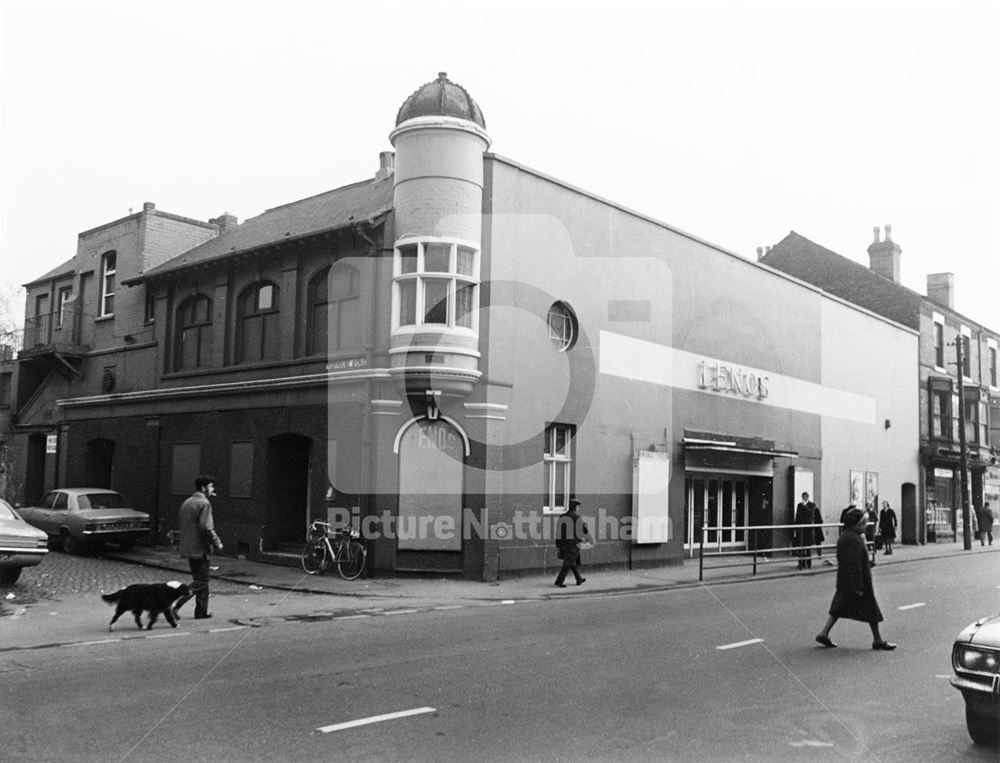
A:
[392,239,479,332]
[236,281,280,363]
[307,263,361,356]
[174,294,213,371]
[100,251,116,317]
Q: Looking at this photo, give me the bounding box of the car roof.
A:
[51,487,125,494]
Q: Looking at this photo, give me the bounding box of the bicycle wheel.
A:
[337,540,366,580]
[301,539,328,575]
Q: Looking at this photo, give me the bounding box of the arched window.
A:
[174,294,213,371]
[236,281,280,363]
[307,263,360,356]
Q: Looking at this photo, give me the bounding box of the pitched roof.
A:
[761,231,923,330]
[131,176,394,283]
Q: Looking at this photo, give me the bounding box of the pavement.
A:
[100,536,1000,608]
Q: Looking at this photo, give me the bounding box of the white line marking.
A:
[146,632,191,639]
[335,614,370,620]
[790,740,834,748]
[935,674,952,679]
[897,602,925,610]
[209,626,248,633]
[384,609,419,616]
[501,600,516,605]
[433,605,463,611]
[318,706,436,734]
[63,639,120,647]
[716,638,764,651]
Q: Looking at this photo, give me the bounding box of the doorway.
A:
[266,434,311,545]
[685,474,749,552]
[84,438,115,488]
[25,433,47,505]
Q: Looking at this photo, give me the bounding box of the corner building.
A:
[12,74,919,578]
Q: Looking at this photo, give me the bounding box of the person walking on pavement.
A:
[554,499,589,587]
[878,500,897,555]
[815,507,896,651]
[793,492,818,570]
[173,475,223,619]
[978,501,994,546]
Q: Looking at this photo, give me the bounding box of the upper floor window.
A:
[56,286,73,328]
[989,342,997,388]
[174,294,213,371]
[547,302,578,351]
[929,378,954,441]
[144,286,156,324]
[236,281,280,363]
[933,318,945,369]
[307,263,361,356]
[392,239,478,332]
[961,332,972,378]
[100,251,116,317]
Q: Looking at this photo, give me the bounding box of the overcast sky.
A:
[2,0,998,331]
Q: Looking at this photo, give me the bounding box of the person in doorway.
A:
[554,499,589,587]
[815,507,896,651]
[878,500,897,555]
[978,502,994,546]
[173,475,224,620]
[793,492,818,570]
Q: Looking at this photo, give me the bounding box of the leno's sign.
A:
[697,360,769,399]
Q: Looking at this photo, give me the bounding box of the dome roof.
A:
[395,72,486,129]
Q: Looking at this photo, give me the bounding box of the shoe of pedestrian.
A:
[872,641,897,650]
[194,613,214,620]
[554,583,567,588]
[576,578,586,586]
[815,635,837,648]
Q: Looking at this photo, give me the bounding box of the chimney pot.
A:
[885,224,893,241]
[143,202,155,212]
[375,150,396,181]
[872,226,881,243]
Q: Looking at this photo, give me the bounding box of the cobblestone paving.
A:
[2,549,251,599]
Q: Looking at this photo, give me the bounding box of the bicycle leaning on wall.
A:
[301,520,366,580]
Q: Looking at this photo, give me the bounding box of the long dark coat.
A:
[878,508,897,541]
[793,501,819,555]
[828,529,883,623]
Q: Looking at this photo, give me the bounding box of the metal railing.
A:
[21,306,85,351]
[698,521,874,581]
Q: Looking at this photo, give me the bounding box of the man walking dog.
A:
[173,475,223,620]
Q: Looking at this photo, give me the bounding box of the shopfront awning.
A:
[682,431,798,477]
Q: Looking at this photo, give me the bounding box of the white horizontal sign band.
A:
[599,331,876,424]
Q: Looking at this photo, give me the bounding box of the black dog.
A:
[101,581,191,631]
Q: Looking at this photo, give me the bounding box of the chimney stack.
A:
[866,223,902,283]
[375,150,395,181]
[927,272,955,310]
[209,212,238,232]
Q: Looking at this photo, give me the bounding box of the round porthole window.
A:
[547,301,578,352]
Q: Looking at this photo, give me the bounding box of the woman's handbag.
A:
[874,534,884,551]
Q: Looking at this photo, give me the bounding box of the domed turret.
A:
[387,74,491,398]
[396,72,486,129]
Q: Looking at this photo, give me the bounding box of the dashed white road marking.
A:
[790,740,833,748]
[433,605,463,611]
[209,626,248,633]
[318,706,436,734]
[935,674,952,679]
[64,638,120,648]
[146,632,191,639]
[384,609,419,616]
[897,602,925,610]
[716,638,764,651]
[501,600,516,605]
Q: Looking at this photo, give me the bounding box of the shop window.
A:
[543,423,575,514]
[236,281,280,363]
[100,251,116,317]
[547,301,578,352]
[391,239,479,333]
[306,263,361,356]
[174,294,213,371]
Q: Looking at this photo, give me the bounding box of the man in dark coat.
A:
[793,492,819,569]
[815,508,896,650]
[978,502,994,546]
[173,475,224,619]
[554,499,589,587]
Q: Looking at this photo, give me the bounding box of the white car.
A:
[0,498,49,584]
[951,614,1000,746]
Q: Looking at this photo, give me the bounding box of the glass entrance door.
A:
[684,474,748,553]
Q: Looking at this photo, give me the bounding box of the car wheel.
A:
[966,704,1000,746]
[0,567,22,585]
[61,531,81,555]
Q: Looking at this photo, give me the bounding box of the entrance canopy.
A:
[683,430,798,477]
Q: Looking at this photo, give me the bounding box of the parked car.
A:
[0,498,49,584]
[17,488,151,554]
[951,614,1000,746]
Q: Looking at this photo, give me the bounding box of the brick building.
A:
[7,74,921,578]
